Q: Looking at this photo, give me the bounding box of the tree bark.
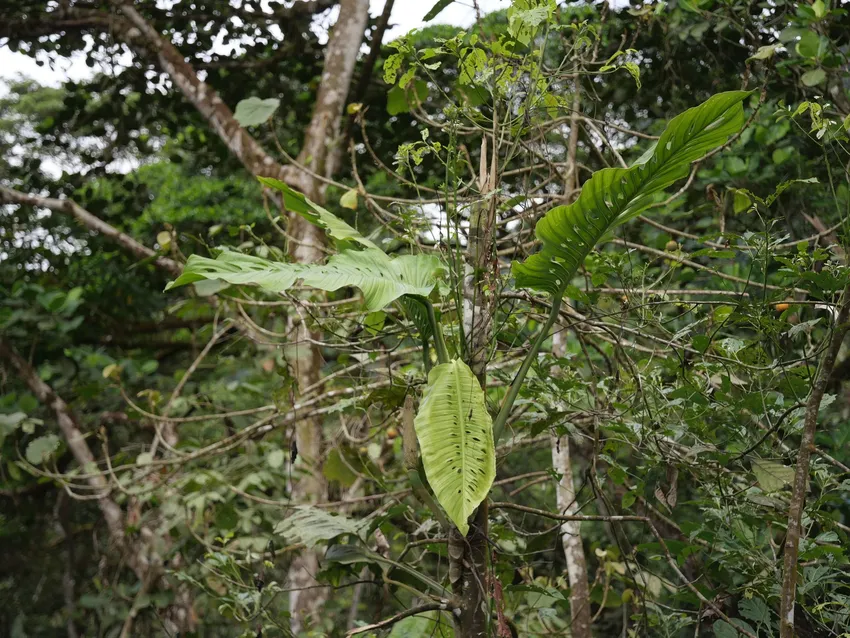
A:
[280,0,370,630]
[0,186,182,276]
[779,285,850,638]
[0,338,128,545]
[547,81,594,638]
[451,135,499,637]
[103,0,369,630]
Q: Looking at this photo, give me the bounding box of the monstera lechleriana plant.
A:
[167,90,750,535]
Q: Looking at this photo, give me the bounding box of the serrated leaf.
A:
[25,434,60,465]
[739,597,770,625]
[166,249,444,312]
[274,506,371,547]
[752,459,795,492]
[414,359,496,535]
[507,0,554,46]
[512,91,751,296]
[233,97,280,127]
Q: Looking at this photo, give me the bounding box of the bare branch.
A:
[779,283,850,638]
[0,186,181,276]
[0,338,126,546]
[346,602,449,636]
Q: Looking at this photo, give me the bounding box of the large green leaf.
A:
[398,295,435,340]
[302,250,443,311]
[165,250,302,293]
[512,91,751,295]
[257,176,379,250]
[414,359,495,535]
[166,248,444,312]
[274,506,372,547]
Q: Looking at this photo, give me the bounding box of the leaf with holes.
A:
[414,359,495,535]
[300,250,443,311]
[165,250,303,293]
[512,91,751,296]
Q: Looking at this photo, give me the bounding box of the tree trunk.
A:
[550,336,593,638]
[281,0,370,630]
[451,136,499,637]
[779,285,850,637]
[547,80,593,638]
[550,432,592,636]
[105,0,369,630]
[0,338,195,633]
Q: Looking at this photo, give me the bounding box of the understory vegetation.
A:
[2,1,850,637]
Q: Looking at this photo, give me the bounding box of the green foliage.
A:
[4,0,850,636]
[513,91,751,296]
[423,0,454,22]
[274,506,372,547]
[414,359,496,535]
[233,97,280,127]
[168,248,444,312]
[24,434,60,465]
[257,176,379,250]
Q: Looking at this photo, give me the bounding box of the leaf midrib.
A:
[451,361,467,505]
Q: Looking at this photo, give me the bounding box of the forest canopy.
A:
[1,1,850,637]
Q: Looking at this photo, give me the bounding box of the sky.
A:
[0,0,508,89]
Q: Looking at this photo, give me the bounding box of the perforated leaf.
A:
[257,177,379,250]
[414,359,495,535]
[166,249,444,312]
[274,506,371,547]
[512,91,751,296]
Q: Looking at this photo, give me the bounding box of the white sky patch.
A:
[0,0,507,92]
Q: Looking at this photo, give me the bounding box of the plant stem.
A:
[492,294,563,444]
[779,283,850,638]
[425,299,450,364]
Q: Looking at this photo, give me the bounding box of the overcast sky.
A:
[0,0,507,89]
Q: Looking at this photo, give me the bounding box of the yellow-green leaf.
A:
[340,188,359,210]
[752,460,794,492]
[414,359,495,535]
